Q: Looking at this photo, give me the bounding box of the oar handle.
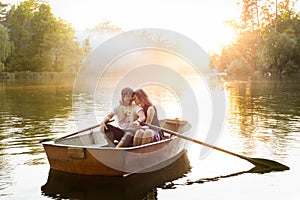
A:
[55,120,114,142]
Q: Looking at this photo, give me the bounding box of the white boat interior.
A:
[55,119,190,148]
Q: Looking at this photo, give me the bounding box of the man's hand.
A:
[100,115,113,133]
[100,121,108,133]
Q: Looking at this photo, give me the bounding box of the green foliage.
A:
[212,30,261,76]
[81,38,92,57]
[5,0,84,72]
[257,29,298,73]
[213,0,300,76]
[0,24,12,71]
[227,58,252,76]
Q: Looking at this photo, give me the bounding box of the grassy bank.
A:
[0,71,76,80]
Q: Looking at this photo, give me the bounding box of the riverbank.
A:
[0,71,76,80]
[1,70,299,84]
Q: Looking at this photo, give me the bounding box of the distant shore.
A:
[0,71,76,80]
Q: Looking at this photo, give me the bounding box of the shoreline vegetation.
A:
[0,71,76,80]
[0,70,298,83]
[210,0,300,77]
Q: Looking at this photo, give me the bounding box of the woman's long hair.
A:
[134,89,153,116]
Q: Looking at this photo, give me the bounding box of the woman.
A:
[132,89,164,146]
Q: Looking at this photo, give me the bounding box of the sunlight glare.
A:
[49,0,239,52]
[3,0,239,51]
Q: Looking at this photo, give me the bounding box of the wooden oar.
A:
[54,124,101,142]
[39,120,114,143]
[145,123,289,172]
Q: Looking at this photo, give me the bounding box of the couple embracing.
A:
[99,87,164,148]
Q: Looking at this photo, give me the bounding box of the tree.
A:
[6,0,38,71]
[47,20,84,72]
[213,0,300,76]
[255,1,300,74]
[0,1,9,26]
[78,20,123,49]
[6,0,84,72]
[257,13,300,74]
[238,0,261,32]
[0,24,12,71]
[81,38,92,57]
[27,3,56,71]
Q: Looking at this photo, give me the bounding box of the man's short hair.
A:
[121,87,134,98]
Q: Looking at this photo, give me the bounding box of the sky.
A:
[3,0,300,52]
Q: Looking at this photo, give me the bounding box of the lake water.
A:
[0,76,299,200]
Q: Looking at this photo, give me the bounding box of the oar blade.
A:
[243,157,290,172]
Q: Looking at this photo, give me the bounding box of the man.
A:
[100,87,145,147]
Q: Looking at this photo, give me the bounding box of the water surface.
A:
[0,77,299,199]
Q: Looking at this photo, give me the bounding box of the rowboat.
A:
[42,119,192,176]
[41,150,191,199]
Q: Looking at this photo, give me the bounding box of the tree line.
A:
[211,0,300,77]
[2,0,299,77]
[0,0,91,73]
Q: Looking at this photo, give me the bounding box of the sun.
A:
[205,25,237,53]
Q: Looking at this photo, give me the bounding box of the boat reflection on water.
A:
[41,150,191,200]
